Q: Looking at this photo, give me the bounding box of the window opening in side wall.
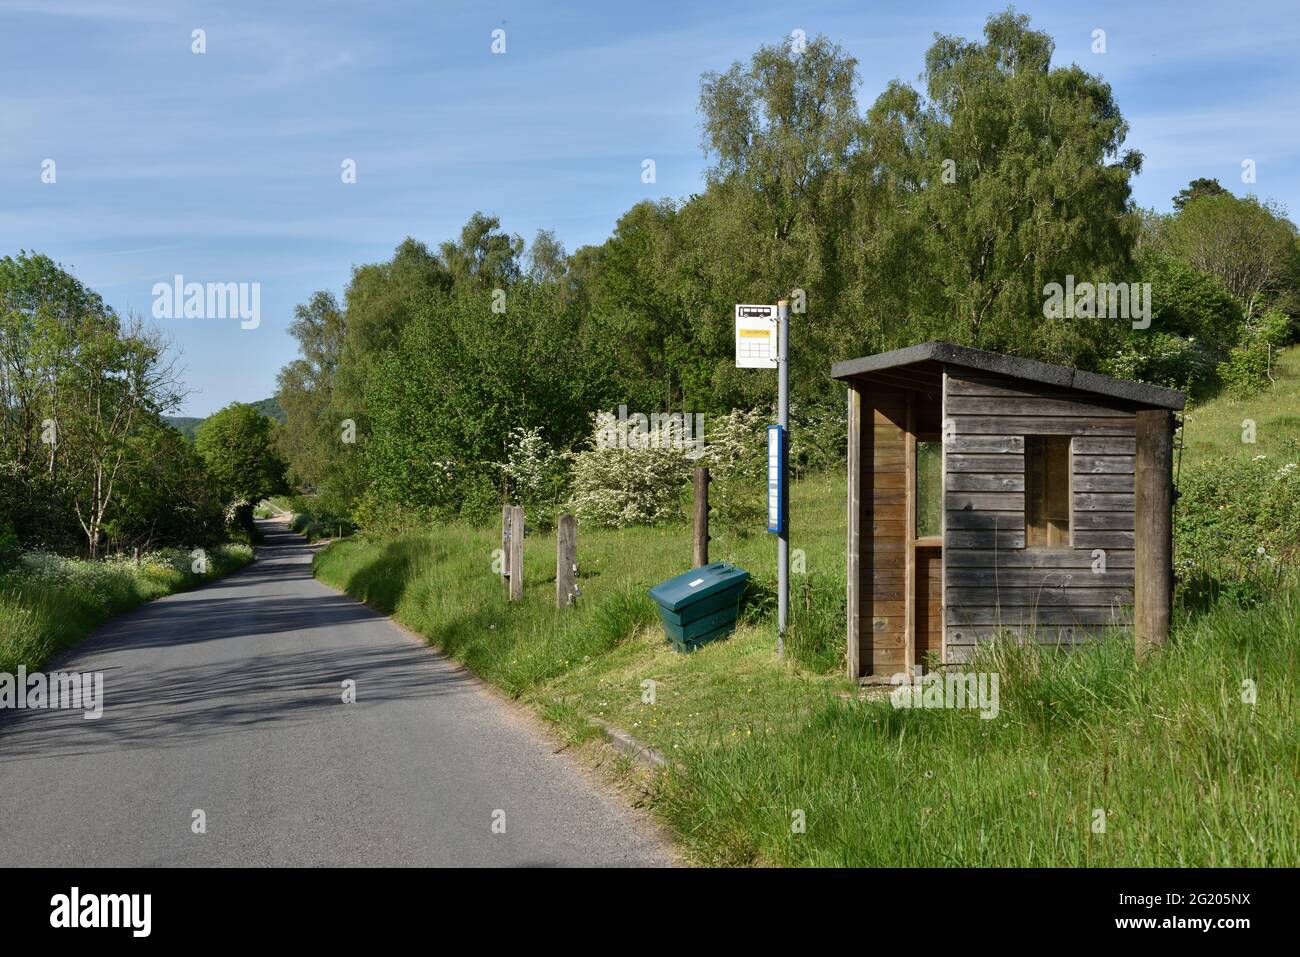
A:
[1025,435,1071,547]
[916,439,942,539]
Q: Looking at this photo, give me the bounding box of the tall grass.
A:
[0,545,254,674]
[655,591,1299,866]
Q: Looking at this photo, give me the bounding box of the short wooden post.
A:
[556,513,577,608]
[1135,409,1173,656]
[501,505,512,586]
[693,467,710,567]
[508,506,525,602]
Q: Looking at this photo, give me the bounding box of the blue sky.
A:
[2,0,1297,417]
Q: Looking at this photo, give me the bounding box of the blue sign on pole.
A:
[767,424,784,534]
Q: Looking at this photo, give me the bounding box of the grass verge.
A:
[313,468,1297,865]
[0,544,254,674]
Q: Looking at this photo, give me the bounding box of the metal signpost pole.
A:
[777,299,789,656]
[735,301,789,659]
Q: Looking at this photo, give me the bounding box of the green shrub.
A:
[1175,443,1300,596]
[1100,331,1218,394]
[287,494,355,541]
[1216,341,1272,398]
[1215,309,1294,399]
[458,473,503,526]
[788,400,847,478]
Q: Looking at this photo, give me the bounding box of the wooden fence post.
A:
[1135,409,1173,656]
[501,504,512,588]
[509,505,525,602]
[556,513,577,608]
[693,467,710,567]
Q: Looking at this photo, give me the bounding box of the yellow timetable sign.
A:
[735,304,777,368]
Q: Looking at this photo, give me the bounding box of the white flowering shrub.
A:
[705,407,767,482]
[562,402,847,530]
[499,425,565,507]
[566,407,774,528]
[223,498,250,529]
[566,413,698,526]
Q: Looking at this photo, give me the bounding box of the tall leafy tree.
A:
[278,238,451,504]
[60,317,181,556]
[195,403,288,510]
[1,253,184,555]
[109,417,225,550]
[438,212,524,290]
[525,229,568,285]
[699,34,860,251]
[697,34,862,405]
[1164,193,1300,319]
[0,252,114,484]
[363,283,607,520]
[276,290,345,490]
[850,9,1143,365]
[1173,177,1228,212]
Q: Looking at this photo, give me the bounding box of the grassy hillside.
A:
[1180,346,1300,469]
[313,351,1300,866]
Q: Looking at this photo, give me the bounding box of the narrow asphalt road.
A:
[0,520,674,867]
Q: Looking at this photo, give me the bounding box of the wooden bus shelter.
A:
[831,341,1185,679]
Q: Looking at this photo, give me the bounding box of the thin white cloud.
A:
[0,0,176,19]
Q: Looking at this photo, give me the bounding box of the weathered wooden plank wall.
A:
[850,389,908,677]
[943,369,1137,662]
[915,546,943,664]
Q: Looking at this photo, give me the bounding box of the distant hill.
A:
[165,397,285,441]
[166,416,205,441]
[249,397,286,423]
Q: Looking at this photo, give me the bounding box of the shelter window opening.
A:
[1025,435,1071,547]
